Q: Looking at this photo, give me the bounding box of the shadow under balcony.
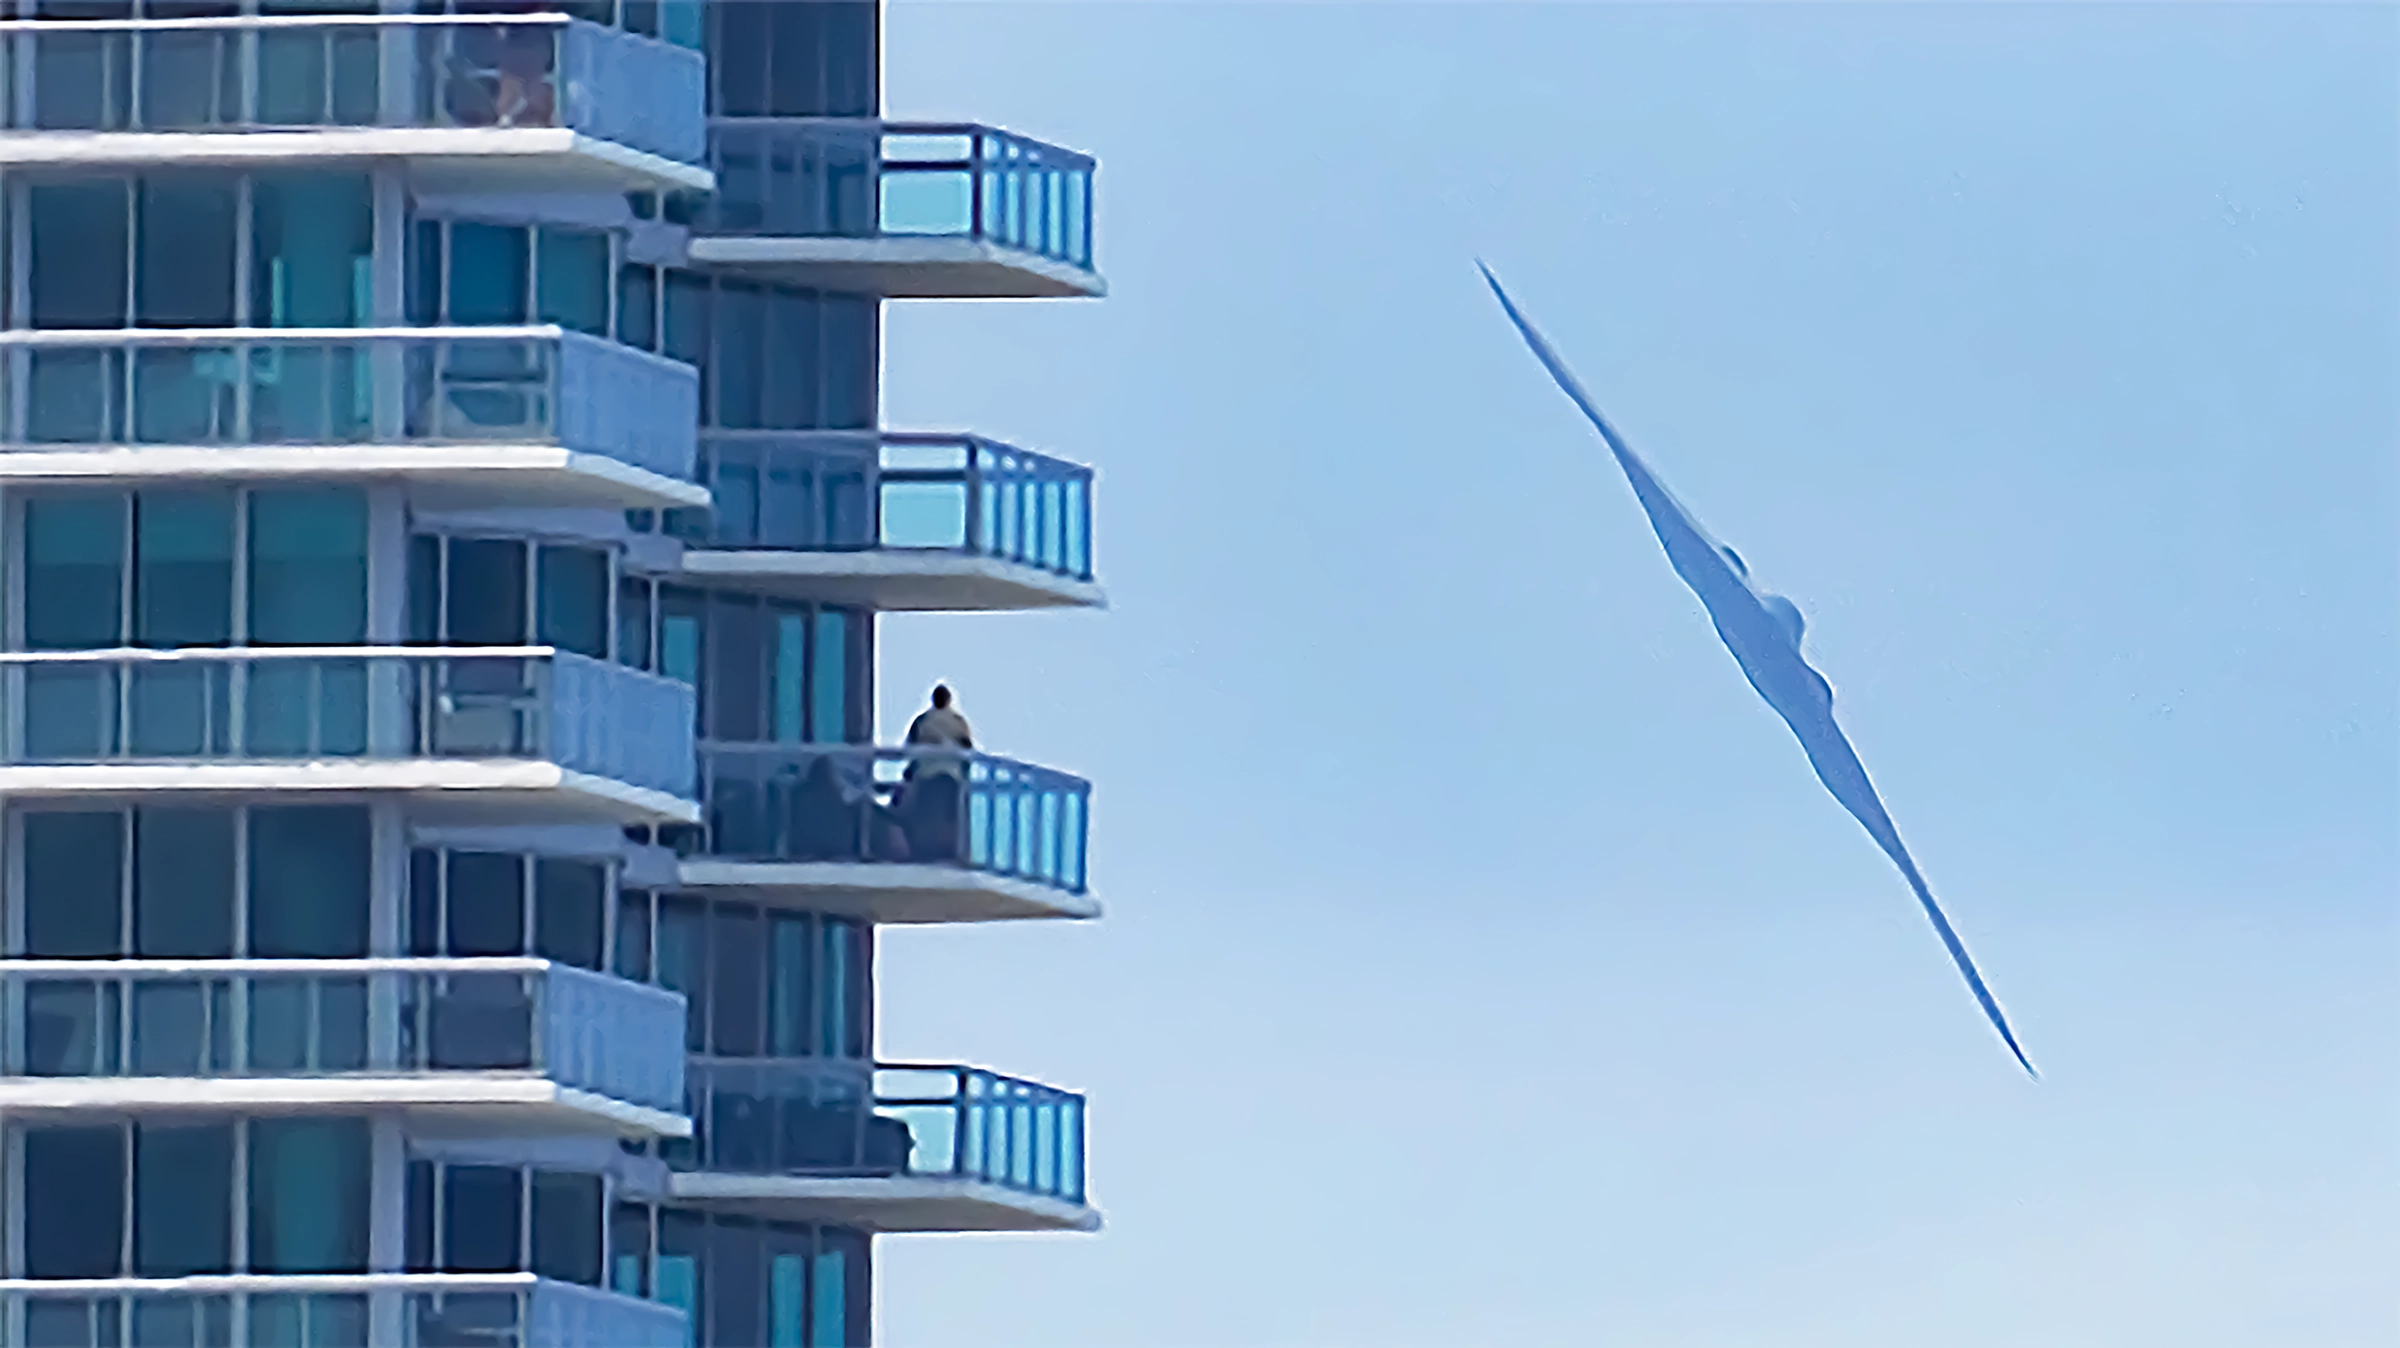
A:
[0,14,710,192]
[0,646,699,826]
[666,1062,1097,1234]
[685,121,1100,299]
[672,431,1101,612]
[678,744,1095,924]
[0,957,691,1138]
[0,328,705,512]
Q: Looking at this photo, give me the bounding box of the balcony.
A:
[0,646,699,825]
[681,744,1095,924]
[685,121,1101,299]
[0,958,690,1138]
[669,1062,1096,1234]
[0,13,710,192]
[0,1273,686,1348]
[675,432,1102,611]
[0,328,705,511]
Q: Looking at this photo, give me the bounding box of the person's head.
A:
[930,684,952,709]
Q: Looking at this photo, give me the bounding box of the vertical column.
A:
[370,167,410,441]
[367,802,413,1347]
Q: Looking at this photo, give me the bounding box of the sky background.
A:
[867,4,2398,1344]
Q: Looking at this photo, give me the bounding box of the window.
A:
[14,1118,366,1278]
[409,533,618,660]
[16,805,368,960]
[624,588,858,743]
[611,1206,869,1348]
[628,270,878,433]
[411,217,616,338]
[706,0,876,118]
[406,847,611,972]
[15,486,368,650]
[617,892,867,1063]
[404,1158,606,1287]
[18,172,368,331]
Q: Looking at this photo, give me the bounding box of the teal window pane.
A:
[25,493,125,649]
[536,544,608,659]
[770,1253,805,1348]
[247,487,367,646]
[449,222,531,326]
[248,1118,371,1274]
[536,228,610,337]
[134,1122,233,1277]
[808,1249,843,1348]
[771,612,806,743]
[28,181,128,328]
[134,489,234,648]
[808,611,846,743]
[248,805,371,959]
[251,174,372,328]
[135,175,237,327]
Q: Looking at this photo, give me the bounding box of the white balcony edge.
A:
[0,444,708,510]
[679,549,1104,612]
[0,1075,691,1138]
[684,236,1104,300]
[0,761,700,825]
[0,128,712,192]
[676,859,1099,923]
[667,1170,1101,1234]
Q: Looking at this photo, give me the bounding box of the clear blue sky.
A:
[871,4,2397,1344]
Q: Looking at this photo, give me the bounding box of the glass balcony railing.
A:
[0,646,697,802]
[697,120,1095,271]
[674,431,1093,581]
[0,957,688,1116]
[694,744,1090,895]
[678,1060,1088,1208]
[0,1273,686,1348]
[0,328,700,485]
[0,14,707,167]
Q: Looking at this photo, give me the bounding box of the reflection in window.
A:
[612,1205,869,1348]
[406,847,610,972]
[618,892,866,1062]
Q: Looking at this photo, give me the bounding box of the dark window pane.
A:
[820,297,876,430]
[133,489,234,647]
[249,1119,370,1273]
[613,888,652,982]
[706,595,764,742]
[247,805,370,958]
[609,1202,650,1297]
[135,175,236,327]
[821,0,876,118]
[134,1122,232,1276]
[29,181,128,329]
[447,852,526,957]
[761,0,821,117]
[663,271,710,423]
[536,544,608,659]
[715,283,764,430]
[25,1126,124,1278]
[660,588,703,687]
[441,1165,522,1273]
[616,575,653,670]
[711,0,767,116]
[530,1171,603,1286]
[710,904,763,1057]
[659,896,705,1052]
[407,219,442,325]
[710,1217,765,1348]
[25,493,125,649]
[407,534,441,644]
[248,487,367,645]
[761,289,818,430]
[446,538,528,645]
[24,811,125,957]
[533,858,604,971]
[134,807,234,958]
[409,848,441,958]
[406,1159,435,1272]
[536,228,610,337]
[251,173,371,327]
[616,264,657,352]
[448,222,530,326]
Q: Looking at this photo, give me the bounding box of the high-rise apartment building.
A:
[0,1,1102,1343]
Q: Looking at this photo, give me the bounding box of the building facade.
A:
[0,1,1102,1343]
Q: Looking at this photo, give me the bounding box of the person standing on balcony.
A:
[900,685,973,861]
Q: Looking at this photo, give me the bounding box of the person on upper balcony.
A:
[899,685,974,861]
